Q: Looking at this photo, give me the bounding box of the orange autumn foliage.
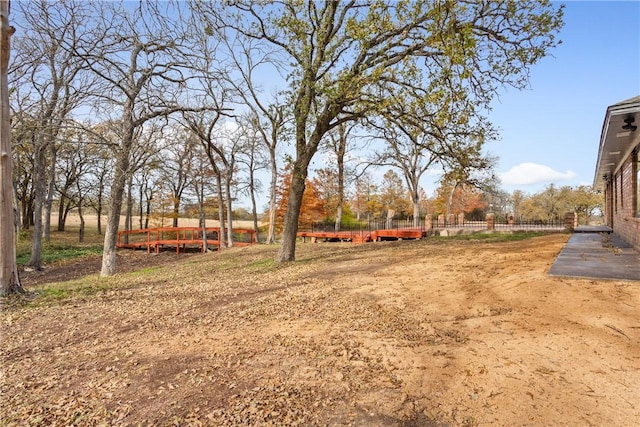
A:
[274,166,326,231]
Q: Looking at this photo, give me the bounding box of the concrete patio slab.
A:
[548,232,640,281]
[574,225,612,233]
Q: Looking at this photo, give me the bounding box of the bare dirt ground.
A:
[1,233,639,426]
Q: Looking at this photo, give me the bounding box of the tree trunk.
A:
[411,187,421,227]
[225,176,233,248]
[198,179,207,252]
[335,157,344,232]
[124,179,134,244]
[101,161,127,276]
[12,181,20,233]
[27,142,46,269]
[386,209,394,229]
[215,172,226,249]
[447,180,459,217]
[172,198,179,227]
[96,171,104,235]
[276,161,307,262]
[78,202,85,243]
[334,123,347,232]
[125,177,133,243]
[62,203,72,229]
[249,169,259,241]
[0,0,23,295]
[43,143,56,242]
[266,148,277,244]
[144,191,151,229]
[57,196,66,231]
[276,99,330,262]
[101,120,133,277]
[21,194,30,229]
[138,183,144,229]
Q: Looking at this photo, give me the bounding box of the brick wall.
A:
[609,150,640,251]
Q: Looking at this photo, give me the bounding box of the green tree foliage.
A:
[379,169,412,219]
[312,167,358,227]
[569,185,604,224]
[206,0,563,262]
[518,184,602,224]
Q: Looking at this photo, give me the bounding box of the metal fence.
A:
[304,215,566,233]
[495,218,564,229]
[306,218,427,233]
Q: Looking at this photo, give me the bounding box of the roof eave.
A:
[593,98,640,191]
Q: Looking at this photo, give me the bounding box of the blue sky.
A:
[487,0,640,195]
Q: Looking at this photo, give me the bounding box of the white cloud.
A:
[499,162,577,186]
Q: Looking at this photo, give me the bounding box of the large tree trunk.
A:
[101,157,128,276]
[276,99,331,262]
[101,120,133,277]
[0,0,23,295]
[27,142,46,270]
[276,161,307,262]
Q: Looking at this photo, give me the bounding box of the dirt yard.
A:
[1,233,639,426]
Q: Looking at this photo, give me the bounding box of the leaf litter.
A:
[2,234,639,426]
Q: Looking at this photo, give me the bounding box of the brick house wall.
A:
[607,149,639,250]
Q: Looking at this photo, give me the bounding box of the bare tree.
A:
[223,34,291,244]
[189,143,217,251]
[182,112,229,248]
[1,0,23,295]
[179,12,236,248]
[77,121,116,236]
[235,114,269,239]
[133,156,160,230]
[11,0,93,269]
[123,123,165,237]
[10,109,35,229]
[63,2,201,276]
[158,125,197,228]
[324,122,359,231]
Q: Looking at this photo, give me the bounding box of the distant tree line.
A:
[276,164,602,229]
